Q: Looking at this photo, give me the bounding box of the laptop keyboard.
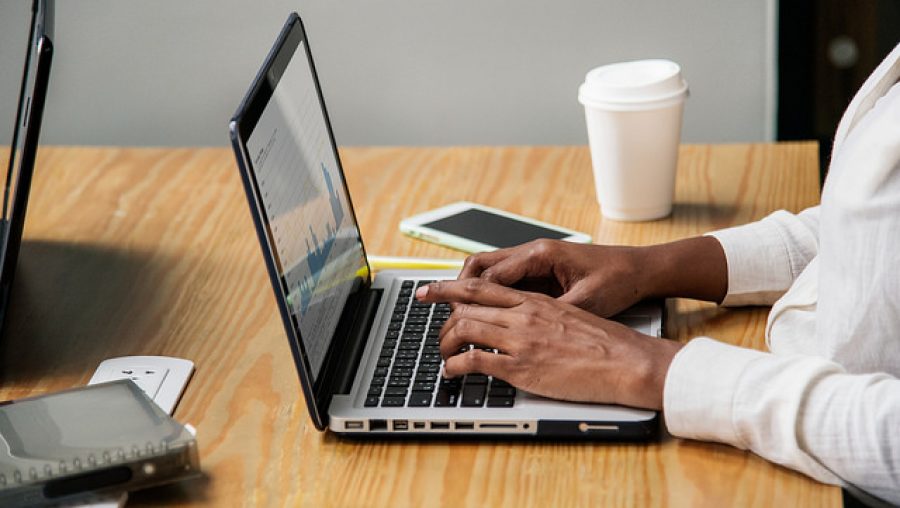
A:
[364,280,517,409]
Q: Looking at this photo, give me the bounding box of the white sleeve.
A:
[664,338,900,505]
[706,207,819,306]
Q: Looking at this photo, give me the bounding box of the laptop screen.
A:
[243,37,367,380]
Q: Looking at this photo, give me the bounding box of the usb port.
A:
[413,422,426,429]
[393,420,408,431]
[345,421,364,430]
[455,422,474,430]
[431,422,450,430]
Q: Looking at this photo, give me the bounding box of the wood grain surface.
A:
[0,143,837,507]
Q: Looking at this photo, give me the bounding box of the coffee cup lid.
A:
[578,59,688,110]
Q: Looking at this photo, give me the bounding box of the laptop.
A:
[0,0,54,331]
[230,13,664,439]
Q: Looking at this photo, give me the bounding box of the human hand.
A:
[416,278,682,410]
[459,239,651,317]
[459,236,729,316]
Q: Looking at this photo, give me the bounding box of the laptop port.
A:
[345,421,364,430]
[455,422,474,430]
[413,422,426,429]
[431,422,450,430]
[393,420,408,431]
[478,423,517,429]
[370,419,387,431]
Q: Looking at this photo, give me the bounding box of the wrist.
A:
[640,237,727,302]
[627,335,683,410]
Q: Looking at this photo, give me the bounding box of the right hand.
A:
[459,239,653,318]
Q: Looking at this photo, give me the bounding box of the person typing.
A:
[416,43,900,504]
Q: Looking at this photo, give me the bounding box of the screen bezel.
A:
[229,13,371,430]
[0,0,54,329]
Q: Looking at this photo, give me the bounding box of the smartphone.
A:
[400,201,592,253]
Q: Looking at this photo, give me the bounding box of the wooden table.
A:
[0,143,838,507]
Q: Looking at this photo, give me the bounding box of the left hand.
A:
[416,279,682,410]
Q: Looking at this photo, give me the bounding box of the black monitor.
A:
[0,0,54,330]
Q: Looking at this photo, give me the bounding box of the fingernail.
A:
[415,285,428,299]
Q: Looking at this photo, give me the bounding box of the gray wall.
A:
[1,1,775,147]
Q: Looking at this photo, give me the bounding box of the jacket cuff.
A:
[706,218,793,306]
[663,337,768,446]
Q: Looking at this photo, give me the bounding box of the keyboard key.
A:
[396,351,418,360]
[371,376,386,387]
[382,339,397,349]
[406,316,428,325]
[386,330,400,340]
[423,346,440,355]
[394,359,416,368]
[488,386,516,398]
[465,374,488,385]
[486,396,515,408]
[398,342,421,351]
[384,387,408,397]
[434,389,459,407]
[367,386,382,396]
[374,367,389,377]
[412,382,435,392]
[389,368,413,378]
[461,384,486,407]
[415,372,438,383]
[381,397,405,407]
[376,358,391,368]
[416,280,435,286]
[407,393,432,407]
[402,280,414,289]
[417,364,440,373]
[379,349,394,359]
[388,322,402,331]
[365,396,379,407]
[388,378,411,387]
[421,354,442,364]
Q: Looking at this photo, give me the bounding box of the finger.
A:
[416,279,526,308]
[479,250,544,287]
[443,348,517,379]
[557,283,593,309]
[439,303,519,337]
[459,250,512,279]
[438,315,518,359]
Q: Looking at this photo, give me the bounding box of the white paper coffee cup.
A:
[578,59,688,221]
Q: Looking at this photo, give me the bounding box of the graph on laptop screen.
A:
[245,40,366,379]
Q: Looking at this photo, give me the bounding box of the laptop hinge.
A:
[316,287,383,405]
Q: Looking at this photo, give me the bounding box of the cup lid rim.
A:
[579,59,689,106]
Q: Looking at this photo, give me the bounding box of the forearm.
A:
[638,236,727,303]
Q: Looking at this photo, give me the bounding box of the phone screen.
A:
[422,208,569,248]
